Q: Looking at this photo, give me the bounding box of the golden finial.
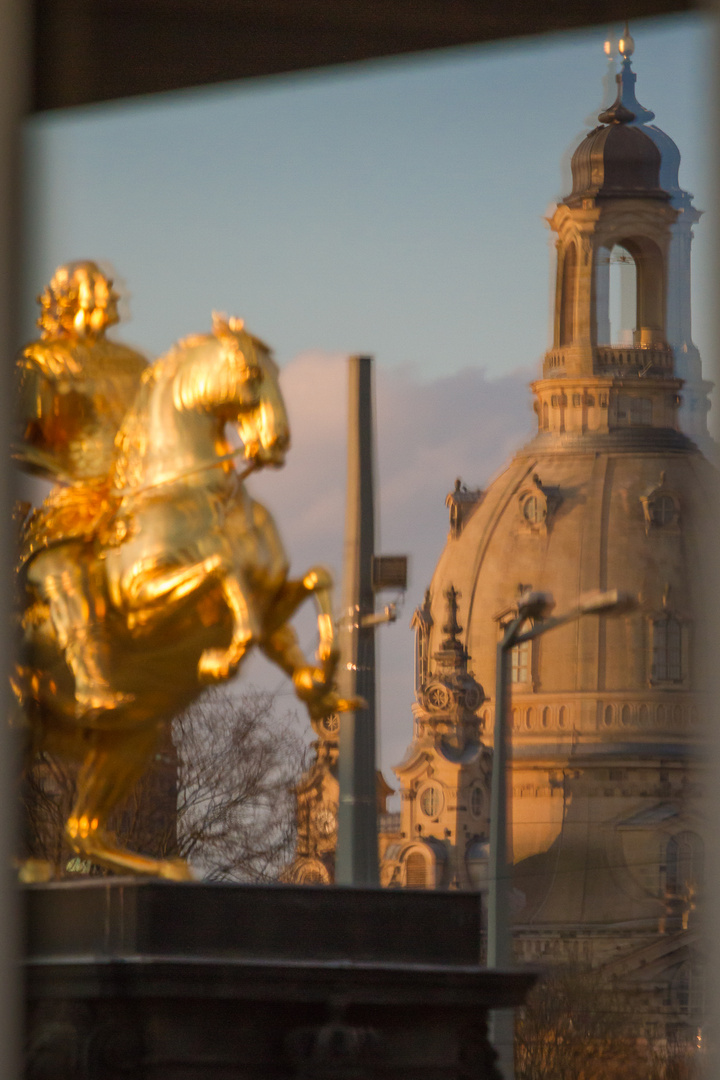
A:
[618,21,635,60]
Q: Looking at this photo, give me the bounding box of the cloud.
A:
[243,350,535,779]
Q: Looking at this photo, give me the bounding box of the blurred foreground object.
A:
[13,267,356,881]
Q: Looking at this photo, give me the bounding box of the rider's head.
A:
[37,261,120,340]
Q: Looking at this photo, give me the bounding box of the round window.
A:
[650,494,676,526]
[523,495,546,524]
[420,785,442,817]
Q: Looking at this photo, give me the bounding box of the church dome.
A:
[428,436,712,765]
[416,38,717,927]
[566,56,676,204]
[645,124,682,199]
[567,123,664,203]
[424,430,716,923]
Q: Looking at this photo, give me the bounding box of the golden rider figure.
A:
[15,261,148,716]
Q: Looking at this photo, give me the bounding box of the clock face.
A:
[313,805,337,837]
[425,683,451,711]
[321,713,340,735]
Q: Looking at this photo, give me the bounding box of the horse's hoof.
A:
[197,648,241,683]
[333,695,366,714]
[307,693,366,721]
[157,858,195,882]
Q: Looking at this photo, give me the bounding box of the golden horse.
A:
[16,315,353,880]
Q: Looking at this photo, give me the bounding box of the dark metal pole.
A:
[336,355,379,886]
[487,621,520,1080]
[488,629,516,968]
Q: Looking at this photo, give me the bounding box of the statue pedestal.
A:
[24,881,534,1079]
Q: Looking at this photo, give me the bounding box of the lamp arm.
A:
[513,608,582,645]
[499,614,526,652]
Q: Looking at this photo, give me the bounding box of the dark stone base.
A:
[24,881,534,1079]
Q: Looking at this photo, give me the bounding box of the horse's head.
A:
[218,316,290,469]
[113,315,290,495]
[169,313,290,470]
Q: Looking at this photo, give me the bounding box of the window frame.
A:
[650,613,685,685]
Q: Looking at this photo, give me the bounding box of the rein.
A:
[110,446,258,499]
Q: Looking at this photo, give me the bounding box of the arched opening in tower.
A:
[596,243,637,346]
[559,243,577,346]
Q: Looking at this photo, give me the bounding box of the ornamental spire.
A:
[441,584,463,650]
[598,24,655,126]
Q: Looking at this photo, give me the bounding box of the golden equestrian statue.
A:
[14,262,356,880]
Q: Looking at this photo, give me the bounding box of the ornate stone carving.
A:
[415,586,485,736]
[516,473,561,537]
[640,470,680,534]
[411,590,434,695]
[286,1019,383,1079]
[445,478,483,539]
[26,1007,143,1080]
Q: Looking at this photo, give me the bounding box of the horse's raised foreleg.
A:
[65,728,193,880]
[197,572,259,683]
[262,566,336,662]
[260,567,362,721]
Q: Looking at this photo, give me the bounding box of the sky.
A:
[22,13,714,785]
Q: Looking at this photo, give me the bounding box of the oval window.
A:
[523,495,546,524]
[471,787,483,818]
[420,785,442,817]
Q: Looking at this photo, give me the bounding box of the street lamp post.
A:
[487,587,635,1080]
[336,355,407,887]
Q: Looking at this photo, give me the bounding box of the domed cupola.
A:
[567,31,669,205]
[599,27,683,201]
[532,29,712,448]
[567,121,664,204]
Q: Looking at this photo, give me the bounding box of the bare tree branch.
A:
[515,966,701,1080]
[21,687,307,882]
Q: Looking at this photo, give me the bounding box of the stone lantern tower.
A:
[538,37,709,444]
[382,585,490,890]
[385,37,716,1036]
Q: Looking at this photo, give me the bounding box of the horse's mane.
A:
[112,316,273,492]
[167,322,263,413]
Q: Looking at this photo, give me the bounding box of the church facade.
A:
[382,36,713,1040]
